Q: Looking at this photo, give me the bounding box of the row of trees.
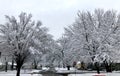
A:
[0,9,120,76]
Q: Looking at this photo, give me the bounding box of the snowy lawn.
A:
[68,73,120,76]
[0,73,120,76]
[0,74,41,76]
[0,70,42,76]
[0,69,120,76]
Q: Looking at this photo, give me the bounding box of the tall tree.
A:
[61,9,120,73]
[0,13,51,76]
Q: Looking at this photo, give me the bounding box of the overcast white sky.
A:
[0,0,120,39]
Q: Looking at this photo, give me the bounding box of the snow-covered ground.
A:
[69,73,120,76]
[0,68,120,76]
[0,73,120,76]
[0,74,41,76]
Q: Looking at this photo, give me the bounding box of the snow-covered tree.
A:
[61,9,120,73]
[30,30,54,69]
[44,39,61,68]
[0,13,52,76]
[57,35,74,68]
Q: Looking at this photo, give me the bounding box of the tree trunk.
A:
[96,68,100,74]
[11,59,14,70]
[34,64,37,69]
[33,59,38,69]
[104,61,112,72]
[63,63,65,68]
[16,67,21,76]
[67,65,70,70]
[95,62,100,74]
[5,62,8,72]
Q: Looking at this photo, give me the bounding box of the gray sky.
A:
[0,0,120,39]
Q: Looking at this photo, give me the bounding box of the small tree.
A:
[57,36,69,68]
[45,40,61,70]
